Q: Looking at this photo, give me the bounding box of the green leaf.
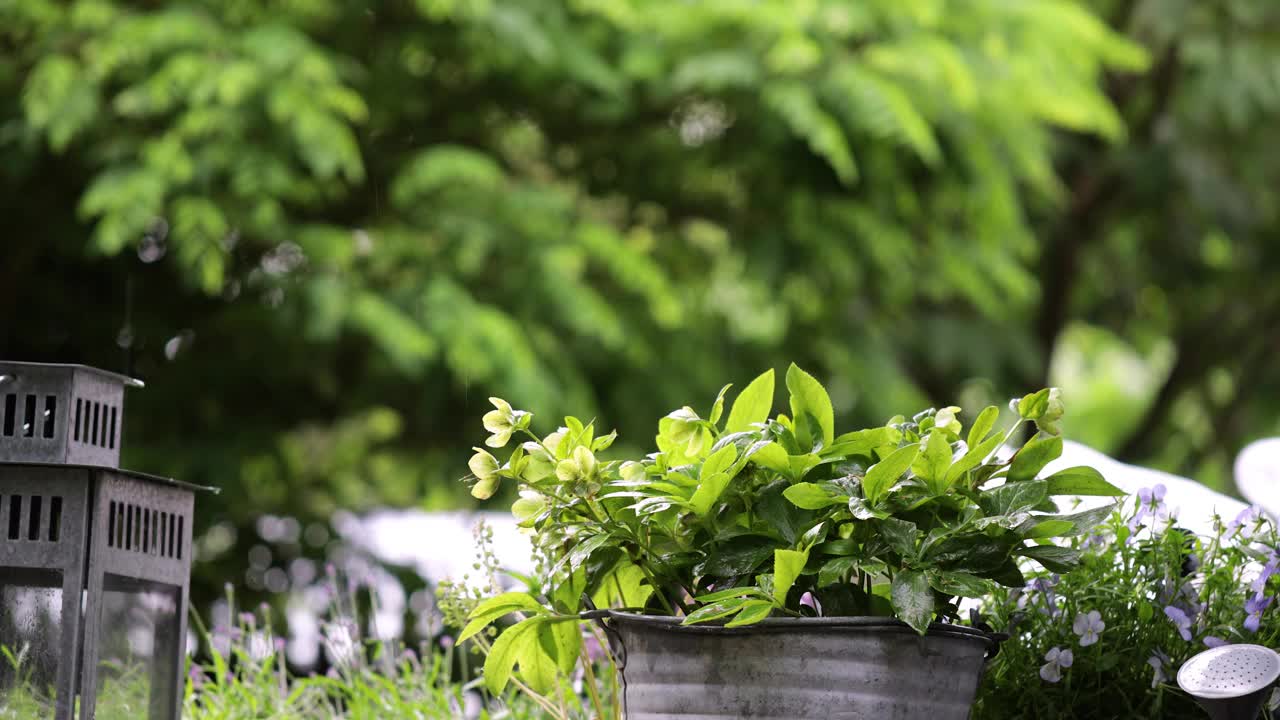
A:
[1020,520,1074,539]
[540,617,583,675]
[699,536,777,577]
[1016,389,1052,420]
[786,363,835,450]
[847,496,889,520]
[1007,434,1063,482]
[967,406,1000,448]
[726,369,775,434]
[824,427,899,458]
[1044,466,1125,497]
[709,383,732,426]
[928,534,1016,573]
[879,517,918,558]
[944,431,1005,487]
[989,558,1027,587]
[459,592,548,643]
[689,444,740,516]
[725,600,775,627]
[788,453,824,481]
[1027,502,1119,536]
[701,443,738,479]
[751,442,791,473]
[483,617,543,694]
[914,431,953,494]
[682,597,750,625]
[756,481,809,544]
[518,635,559,694]
[773,548,810,606]
[764,83,858,183]
[783,482,846,510]
[1015,544,1081,573]
[979,480,1048,516]
[694,587,770,603]
[927,570,995,598]
[862,444,920,504]
[818,556,858,587]
[890,569,934,634]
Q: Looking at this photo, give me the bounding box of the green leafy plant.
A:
[975,493,1280,719]
[461,364,1120,695]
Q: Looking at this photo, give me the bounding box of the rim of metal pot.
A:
[591,609,1000,646]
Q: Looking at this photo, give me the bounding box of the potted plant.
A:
[458,364,1123,718]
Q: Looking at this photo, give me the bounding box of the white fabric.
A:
[1049,440,1248,536]
[1235,438,1280,520]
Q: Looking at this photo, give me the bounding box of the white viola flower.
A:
[1073,609,1105,647]
[1039,646,1073,683]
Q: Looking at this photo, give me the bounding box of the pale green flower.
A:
[556,446,598,484]
[620,461,647,483]
[935,406,962,436]
[664,406,704,456]
[483,397,520,448]
[543,428,568,456]
[520,441,556,483]
[469,448,502,499]
[512,490,547,527]
[1038,388,1065,435]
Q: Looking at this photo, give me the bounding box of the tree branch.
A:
[1033,41,1183,387]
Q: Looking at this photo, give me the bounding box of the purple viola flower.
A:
[188,662,205,690]
[1019,575,1063,618]
[1072,610,1105,647]
[1252,556,1280,595]
[1082,532,1109,550]
[1178,584,1204,616]
[1229,506,1266,534]
[1148,649,1171,688]
[1040,646,1074,683]
[1245,593,1273,633]
[1204,636,1228,648]
[1165,605,1193,641]
[1129,485,1169,530]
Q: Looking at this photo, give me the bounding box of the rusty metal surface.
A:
[604,612,995,720]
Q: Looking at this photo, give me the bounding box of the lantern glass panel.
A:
[0,567,63,715]
[92,574,180,720]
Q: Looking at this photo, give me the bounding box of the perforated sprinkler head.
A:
[1177,644,1280,720]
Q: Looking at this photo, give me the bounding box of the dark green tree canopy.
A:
[3,0,1278,606]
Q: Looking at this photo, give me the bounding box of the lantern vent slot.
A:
[7,495,20,539]
[48,496,62,542]
[2,394,14,436]
[22,395,35,438]
[106,501,182,558]
[43,395,56,438]
[27,496,41,541]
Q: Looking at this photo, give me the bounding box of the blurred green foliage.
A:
[2,0,1278,607]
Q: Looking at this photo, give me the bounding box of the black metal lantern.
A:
[0,362,208,720]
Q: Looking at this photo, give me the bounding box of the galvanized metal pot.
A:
[595,611,1001,720]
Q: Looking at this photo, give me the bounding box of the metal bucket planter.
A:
[595,611,1002,720]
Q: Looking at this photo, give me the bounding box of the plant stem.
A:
[635,563,677,615]
[508,676,566,719]
[580,648,608,720]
